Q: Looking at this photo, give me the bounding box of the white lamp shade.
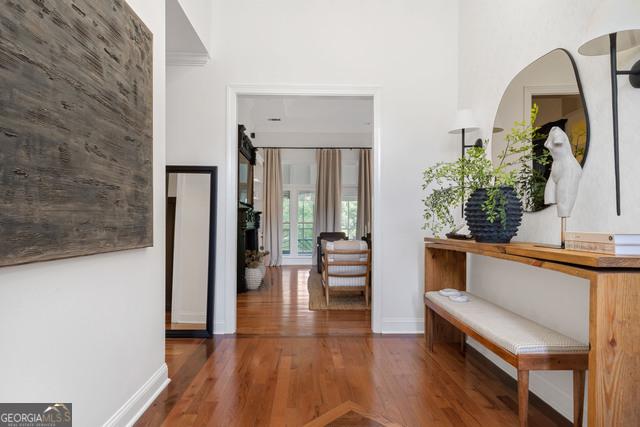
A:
[448,109,479,134]
[578,0,640,56]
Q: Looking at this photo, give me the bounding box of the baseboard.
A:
[214,320,226,334]
[103,363,170,427]
[466,340,575,426]
[380,317,424,334]
[282,256,313,266]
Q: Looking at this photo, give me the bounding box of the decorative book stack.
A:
[565,232,640,255]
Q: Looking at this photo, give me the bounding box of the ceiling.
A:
[237,95,373,148]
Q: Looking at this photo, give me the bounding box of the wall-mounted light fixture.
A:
[448,109,480,158]
[578,0,640,215]
[449,109,479,216]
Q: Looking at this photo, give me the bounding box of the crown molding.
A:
[166,51,210,66]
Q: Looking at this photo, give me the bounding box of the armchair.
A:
[321,240,371,307]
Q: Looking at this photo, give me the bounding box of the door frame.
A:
[224,84,382,333]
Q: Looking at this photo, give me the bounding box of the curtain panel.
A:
[262,148,283,266]
[356,148,372,239]
[313,149,342,259]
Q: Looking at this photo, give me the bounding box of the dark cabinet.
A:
[237,125,260,293]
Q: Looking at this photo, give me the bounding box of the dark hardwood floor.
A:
[136,266,569,426]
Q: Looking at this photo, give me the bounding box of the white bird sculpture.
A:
[544,126,582,218]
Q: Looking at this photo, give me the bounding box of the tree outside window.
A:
[282,191,291,255]
[341,199,358,240]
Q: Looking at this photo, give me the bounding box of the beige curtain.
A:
[356,149,372,239]
[313,149,342,258]
[262,148,283,266]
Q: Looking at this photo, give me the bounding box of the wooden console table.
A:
[424,237,640,426]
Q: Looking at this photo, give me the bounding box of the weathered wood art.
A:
[0,0,153,267]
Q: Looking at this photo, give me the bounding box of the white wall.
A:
[166,0,460,334]
[0,1,167,426]
[459,0,640,421]
[176,0,213,53]
[171,174,211,323]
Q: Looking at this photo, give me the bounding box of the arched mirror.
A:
[491,48,590,212]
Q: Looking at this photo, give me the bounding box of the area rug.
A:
[307,270,370,311]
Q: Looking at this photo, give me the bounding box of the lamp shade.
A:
[448,109,479,134]
[578,0,640,56]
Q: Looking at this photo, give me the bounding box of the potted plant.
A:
[244,249,270,290]
[422,106,547,243]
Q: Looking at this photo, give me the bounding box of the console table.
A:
[424,237,640,426]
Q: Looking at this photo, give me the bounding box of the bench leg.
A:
[573,370,585,427]
[517,369,529,427]
[426,307,435,352]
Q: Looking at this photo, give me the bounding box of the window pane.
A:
[297,191,314,255]
[341,201,348,231]
[283,191,290,224]
[282,191,291,255]
[282,165,291,185]
[283,224,290,254]
[341,199,358,240]
[305,226,314,240]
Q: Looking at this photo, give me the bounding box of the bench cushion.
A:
[425,291,588,355]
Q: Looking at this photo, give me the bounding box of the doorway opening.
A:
[226,88,381,335]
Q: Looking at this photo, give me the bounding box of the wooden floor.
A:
[137,266,569,427]
[236,266,371,336]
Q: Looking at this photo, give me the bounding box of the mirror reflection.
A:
[166,171,212,334]
[492,49,589,212]
[239,155,253,205]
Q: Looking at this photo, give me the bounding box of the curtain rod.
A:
[255,146,370,150]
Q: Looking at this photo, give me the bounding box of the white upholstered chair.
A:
[321,240,371,306]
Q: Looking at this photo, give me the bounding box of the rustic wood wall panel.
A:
[0,0,153,267]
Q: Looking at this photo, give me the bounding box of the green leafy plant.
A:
[422,105,549,236]
[422,143,514,236]
[495,104,550,211]
[245,249,270,268]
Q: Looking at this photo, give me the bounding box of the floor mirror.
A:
[165,166,217,338]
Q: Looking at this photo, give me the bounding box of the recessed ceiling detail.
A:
[237,95,374,148]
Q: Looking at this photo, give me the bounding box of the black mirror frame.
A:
[562,47,591,168]
[165,165,218,338]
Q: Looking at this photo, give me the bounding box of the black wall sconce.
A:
[579,23,640,216]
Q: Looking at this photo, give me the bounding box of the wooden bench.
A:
[424,291,589,427]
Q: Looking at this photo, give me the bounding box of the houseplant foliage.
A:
[495,104,550,212]
[422,106,547,241]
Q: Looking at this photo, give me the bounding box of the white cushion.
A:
[325,240,368,287]
[425,291,588,355]
[320,238,343,253]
